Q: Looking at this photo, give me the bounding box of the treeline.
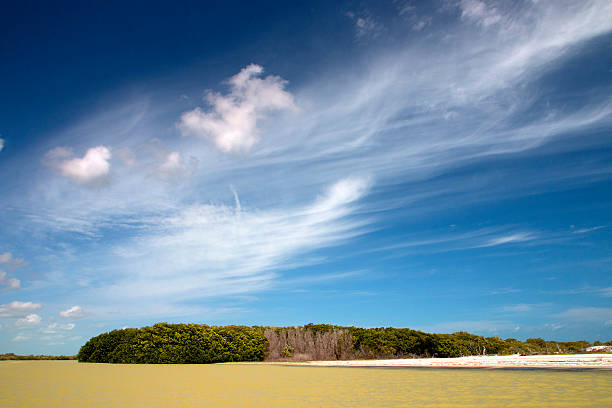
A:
[262,324,602,360]
[77,323,611,363]
[77,323,267,363]
[0,353,75,360]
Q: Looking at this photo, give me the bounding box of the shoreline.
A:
[248,354,612,370]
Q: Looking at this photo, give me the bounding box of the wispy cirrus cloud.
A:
[480,232,536,248]
[88,177,372,311]
[458,0,502,27]
[346,11,385,39]
[501,303,551,313]
[542,286,612,298]
[374,227,541,255]
[556,307,612,326]
[572,225,606,234]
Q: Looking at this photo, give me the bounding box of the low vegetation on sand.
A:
[0,353,76,360]
[76,323,612,364]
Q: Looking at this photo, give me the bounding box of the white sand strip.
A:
[257,354,612,369]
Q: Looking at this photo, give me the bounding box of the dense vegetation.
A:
[78,323,611,363]
[77,323,267,363]
[0,353,75,360]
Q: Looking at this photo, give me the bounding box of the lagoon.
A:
[1,361,611,407]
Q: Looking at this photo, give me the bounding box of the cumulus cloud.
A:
[59,305,86,318]
[114,142,198,182]
[0,252,11,263]
[16,313,42,327]
[0,271,20,291]
[0,301,42,317]
[0,252,25,290]
[179,64,295,152]
[0,138,4,152]
[0,252,27,270]
[156,151,198,181]
[46,146,112,187]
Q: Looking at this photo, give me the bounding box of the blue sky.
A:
[1,0,612,354]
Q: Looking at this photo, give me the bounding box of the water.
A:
[1,361,611,407]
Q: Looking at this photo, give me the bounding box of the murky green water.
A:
[1,361,611,407]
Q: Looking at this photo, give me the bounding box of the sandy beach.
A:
[257,354,612,369]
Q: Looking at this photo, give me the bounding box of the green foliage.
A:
[281,344,294,358]
[77,323,268,364]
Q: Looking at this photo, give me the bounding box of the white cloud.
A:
[355,16,383,38]
[346,11,385,39]
[114,142,198,182]
[157,151,198,181]
[599,287,612,297]
[179,64,295,152]
[41,322,75,334]
[96,177,371,305]
[395,0,415,16]
[502,304,532,313]
[0,253,24,291]
[377,228,540,254]
[0,301,42,317]
[458,0,502,27]
[557,307,612,325]
[16,313,42,327]
[47,146,112,187]
[0,275,20,291]
[12,333,30,342]
[544,323,565,331]
[0,252,27,271]
[572,226,606,234]
[481,232,536,247]
[412,19,429,31]
[0,137,4,152]
[501,303,549,313]
[59,305,86,318]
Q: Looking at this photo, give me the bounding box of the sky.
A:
[1,0,612,355]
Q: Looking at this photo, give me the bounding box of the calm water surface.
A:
[1,361,611,407]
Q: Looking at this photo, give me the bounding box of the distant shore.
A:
[251,354,612,369]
